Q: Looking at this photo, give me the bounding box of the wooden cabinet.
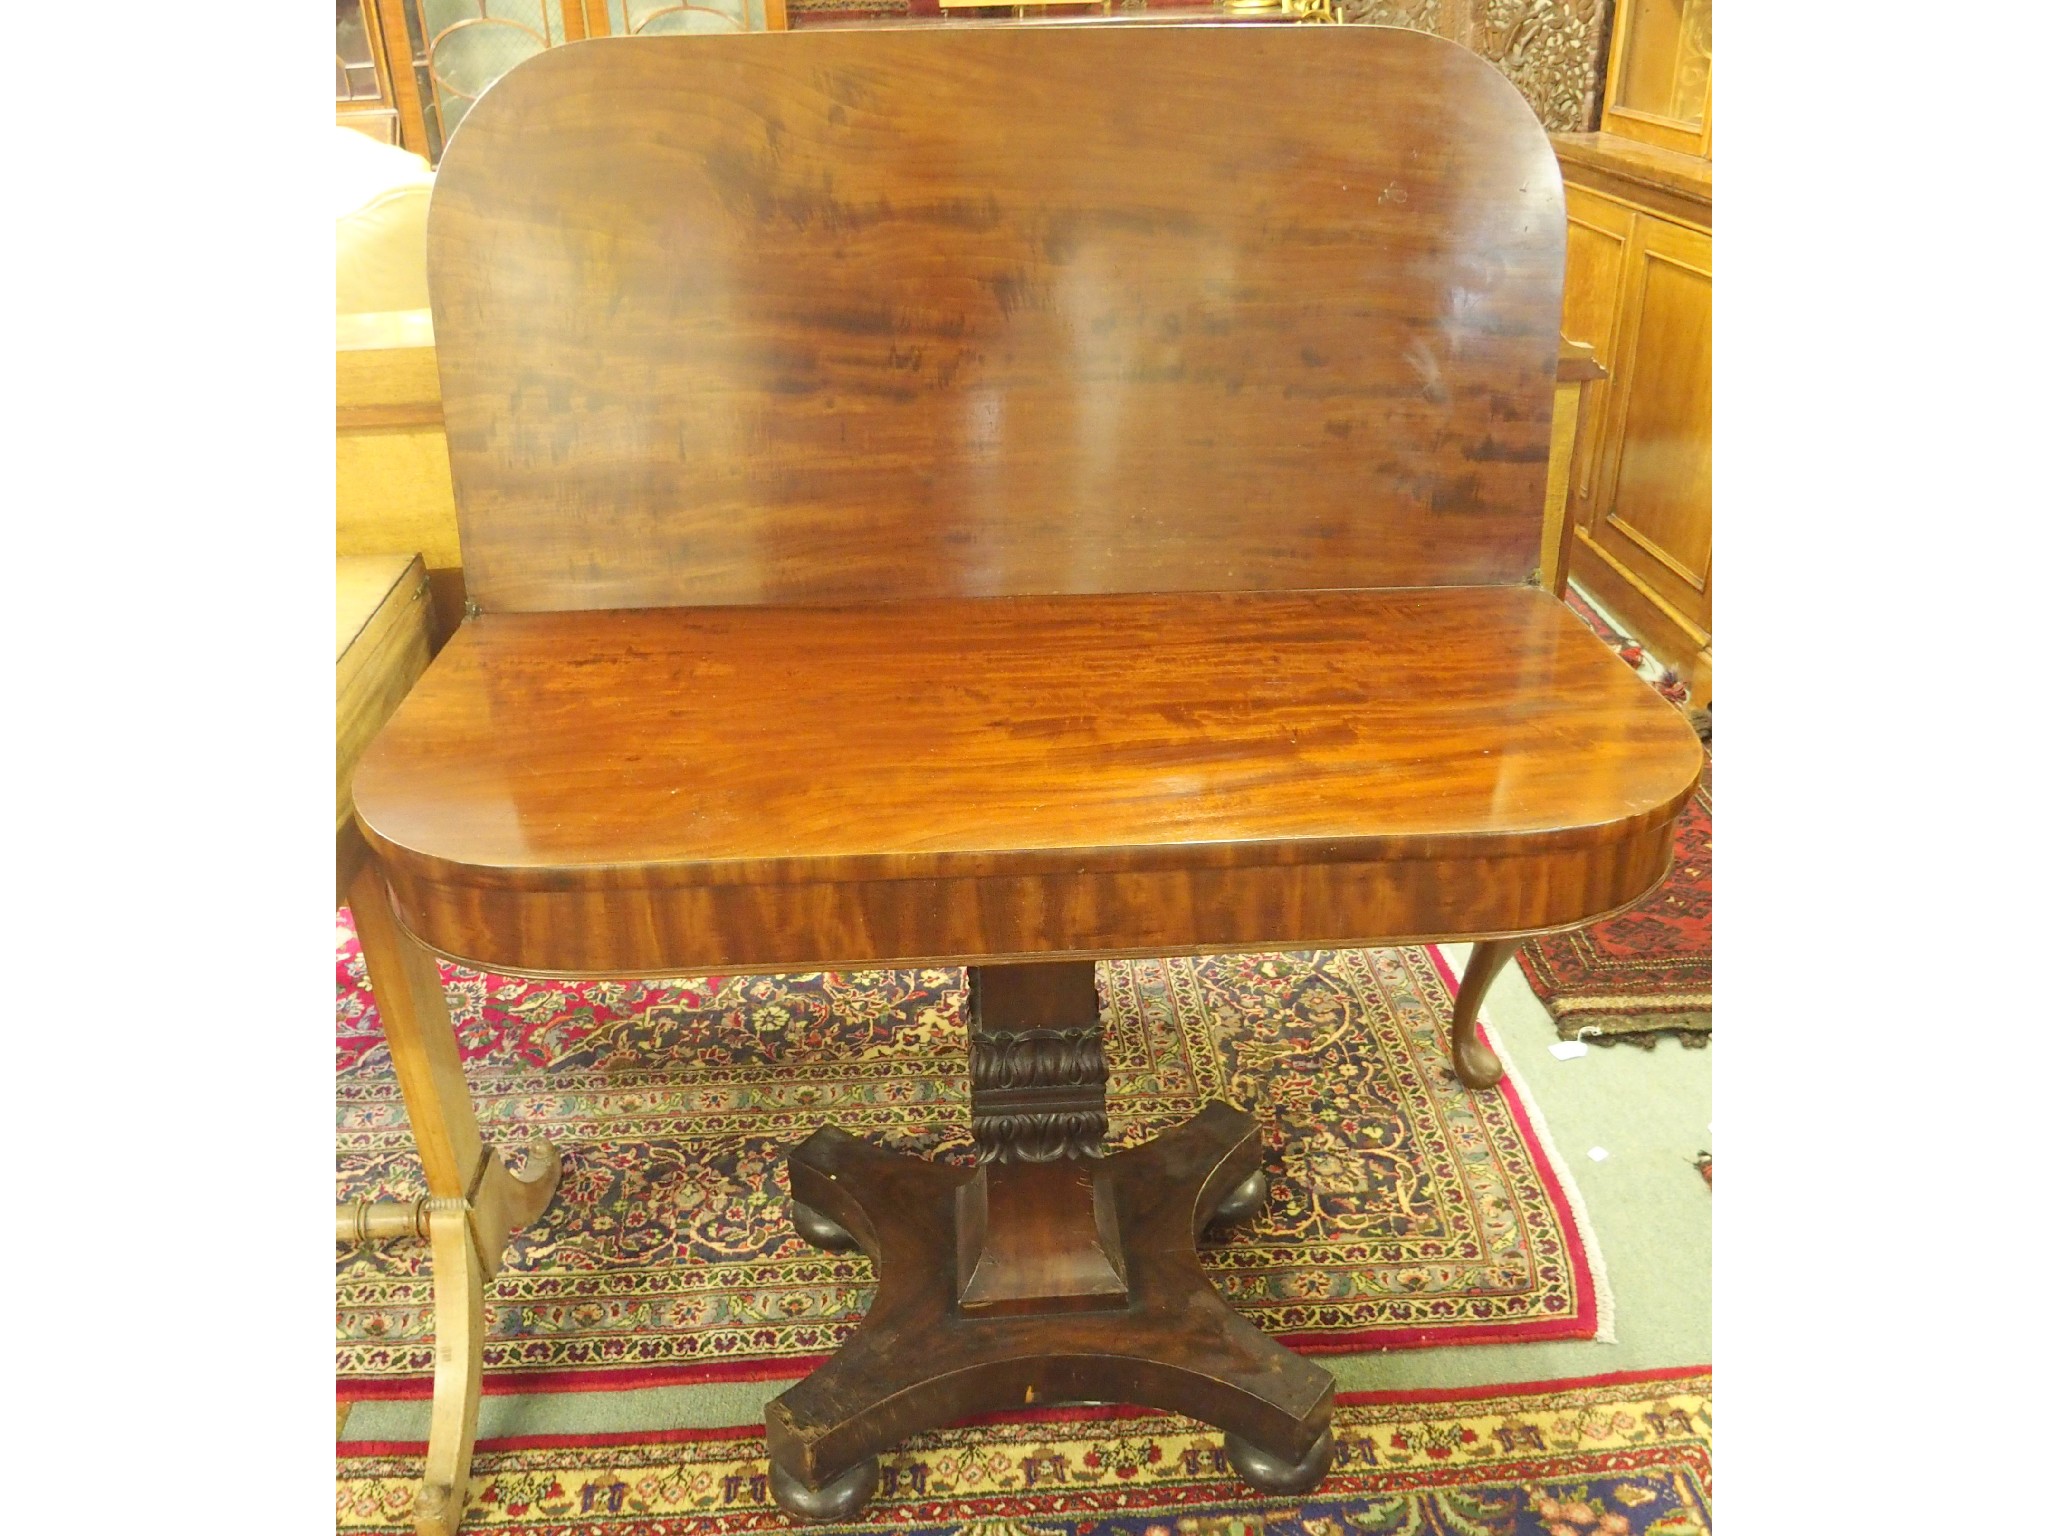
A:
[1551,0,1711,707]
[1602,214,1710,636]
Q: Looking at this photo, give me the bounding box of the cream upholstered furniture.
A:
[335,123,462,635]
[335,126,434,315]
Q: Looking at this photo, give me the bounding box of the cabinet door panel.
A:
[1562,188,1632,358]
[1596,218,1711,625]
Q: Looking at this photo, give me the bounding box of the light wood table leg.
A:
[345,862,563,1536]
[414,1203,484,1536]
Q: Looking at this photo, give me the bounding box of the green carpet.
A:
[340,942,1709,1440]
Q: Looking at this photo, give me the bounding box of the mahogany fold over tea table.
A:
[347,24,1702,1531]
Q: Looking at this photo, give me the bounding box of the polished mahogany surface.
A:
[353,585,1700,974]
[426,25,1566,613]
[357,586,1696,887]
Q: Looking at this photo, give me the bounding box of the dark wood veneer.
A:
[426,25,1565,614]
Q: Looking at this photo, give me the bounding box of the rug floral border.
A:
[338,1368,1711,1533]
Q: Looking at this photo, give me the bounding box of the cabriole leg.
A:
[1450,938,1518,1089]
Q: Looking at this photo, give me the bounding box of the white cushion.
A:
[335,126,434,314]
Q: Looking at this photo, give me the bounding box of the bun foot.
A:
[1452,1034,1504,1090]
[1224,1426,1336,1495]
[1449,939,1517,1091]
[769,1454,880,1521]
[1207,1167,1269,1231]
[790,1199,859,1253]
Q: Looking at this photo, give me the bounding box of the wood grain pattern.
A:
[337,325,1596,633]
[425,25,1565,613]
[374,835,1680,979]
[353,585,1700,974]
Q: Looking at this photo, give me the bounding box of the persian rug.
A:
[336,1368,1711,1533]
[1512,593,1712,1048]
[339,932,1606,1397]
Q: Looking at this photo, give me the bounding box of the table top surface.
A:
[353,585,1701,892]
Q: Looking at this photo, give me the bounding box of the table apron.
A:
[376,829,1678,979]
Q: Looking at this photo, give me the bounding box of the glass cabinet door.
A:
[337,0,401,142]
[1604,0,1711,155]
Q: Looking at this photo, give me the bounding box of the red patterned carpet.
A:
[338,931,1605,1397]
[337,1369,1711,1534]
[1514,595,1712,1047]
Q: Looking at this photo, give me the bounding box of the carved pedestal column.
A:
[966,963,1108,1162]
[764,960,1336,1521]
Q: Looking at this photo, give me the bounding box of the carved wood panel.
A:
[1468,0,1614,132]
[1401,0,1615,131]
[1335,0,1440,30]
[966,963,1110,1164]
